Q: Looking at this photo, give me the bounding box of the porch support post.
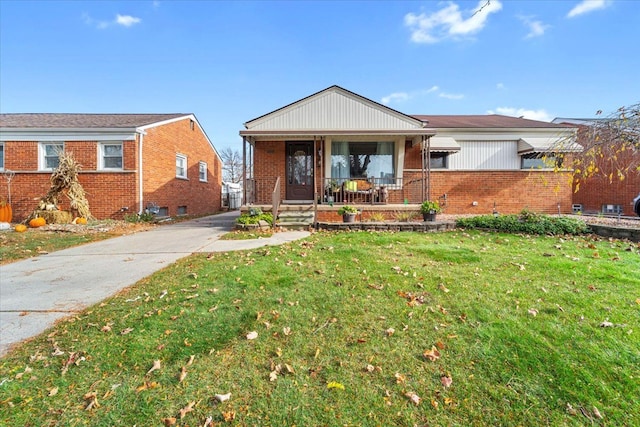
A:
[313,136,318,223]
[242,136,247,206]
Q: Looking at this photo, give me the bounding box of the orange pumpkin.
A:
[74,217,87,225]
[15,224,27,232]
[0,200,12,223]
[29,217,46,228]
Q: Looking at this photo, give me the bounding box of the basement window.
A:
[177,205,187,215]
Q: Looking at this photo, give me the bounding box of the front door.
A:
[286,141,314,200]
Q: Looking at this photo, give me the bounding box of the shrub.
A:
[124,212,155,223]
[420,200,441,214]
[456,210,590,235]
[394,211,419,222]
[337,205,358,215]
[367,212,386,222]
[236,211,274,226]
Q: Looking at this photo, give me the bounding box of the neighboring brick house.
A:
[553,118,640,216]
[0,113,222,222]
[240,86,580,222]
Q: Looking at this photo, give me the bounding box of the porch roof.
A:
[240,129,436,139]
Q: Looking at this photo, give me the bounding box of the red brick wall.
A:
[141,118,222,217]
[1,118,222,222]
[573,172,640,214]
[253,141,286,204]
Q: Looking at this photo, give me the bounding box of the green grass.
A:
[0,228,115,264]
[1,230,639,426]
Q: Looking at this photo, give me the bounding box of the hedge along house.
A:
[240,86,580,223]
[0,113,222,222]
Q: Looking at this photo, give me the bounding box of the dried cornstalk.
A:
[27,152,94,222]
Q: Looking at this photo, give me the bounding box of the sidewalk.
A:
[0,211,310,356]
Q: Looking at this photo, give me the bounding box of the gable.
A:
[245,86,424,131]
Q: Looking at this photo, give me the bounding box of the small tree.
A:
[220,147,243,183]
[558,103,640,191]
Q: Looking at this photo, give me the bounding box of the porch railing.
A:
[321,177,403,205]
[272,176,281,222]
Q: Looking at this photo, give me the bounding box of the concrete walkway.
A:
[0,211,310,356]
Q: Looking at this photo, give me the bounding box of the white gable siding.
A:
[449,141,520,170]
[249,90,420,131]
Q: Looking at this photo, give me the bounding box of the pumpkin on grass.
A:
[14,224,27,232]
[73,217,88,225]
[29,217,46,228]
[0,200,12,223]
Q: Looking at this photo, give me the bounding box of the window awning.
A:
[518,137,582,154]
[423,136,461,152]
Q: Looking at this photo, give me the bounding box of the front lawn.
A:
[1,230,638,426]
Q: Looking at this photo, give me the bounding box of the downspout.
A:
[137,130,147,215]
[242,136,247,205]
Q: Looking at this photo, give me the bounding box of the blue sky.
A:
[1,0,638,153]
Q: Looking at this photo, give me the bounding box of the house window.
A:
[0,143,4,171]
[199,161,207,182]
[429,153,448,169]
[331,141,394,183]
[177,205,187,215]
[40,142,64,170]
[99,143,123,169]
[176,154,187,179]
[521,153,563,169]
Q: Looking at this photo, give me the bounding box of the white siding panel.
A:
[251,91,418,131]
[449,141,520,170]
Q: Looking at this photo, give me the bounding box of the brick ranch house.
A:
[239,86,580,223]
[0,113,222,222]
[553,117,640,216]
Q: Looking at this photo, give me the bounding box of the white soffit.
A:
[246,87,424,131]
[518,137,581,154]
[425,136,460,152]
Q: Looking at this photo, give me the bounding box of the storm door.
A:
[285,141,314,200]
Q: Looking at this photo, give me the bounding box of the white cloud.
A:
[381,92,410,105]
[404,0,503,44]
[488,107,553,122]
[82,12,141,29]
[439,92,465,100]
[567,0,611,18]
[425,85,439,93]
[496,83,505,90]
[518,15,549,39]
[116,14,141,27]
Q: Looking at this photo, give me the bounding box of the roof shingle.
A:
[0,113,189,128]
[412,114,572,129]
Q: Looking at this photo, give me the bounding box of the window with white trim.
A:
[99,142,123,170]
[176,154,187,179]
[521,153,563,169]
[199,161,207,182]
[40,142,64,170]
[0,143,4,171]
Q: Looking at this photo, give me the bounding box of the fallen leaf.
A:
[187,355,195,366]
[423,346,441,362]
[385,327,395,336]
[438,284,450,293]
[162,417,177,426]
[327,381,345,390]
[179,401,195,419]
[214,393,231,402]
[404,391,421,405]
[246,331,258,340]
[83,391,99,410]
[365,364,375,373]
[528,308,538,316]
[203,416,213,427]
[600,320,614,327]
[178,367,187,383]
[566,403,577,416]
[222,411,236,422]
[120,327,134,335]
[593,406,603,419]
[283,326,292,336]
[147,360,161,375]
[431,399,439,409]
[275,347,283,357]
[48,387,59,396]
[441,376,453,388]
[394,372,406,384]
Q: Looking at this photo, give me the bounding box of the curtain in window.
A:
[331,141,350,180]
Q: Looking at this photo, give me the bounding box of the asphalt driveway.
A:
[0,211,310,356]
